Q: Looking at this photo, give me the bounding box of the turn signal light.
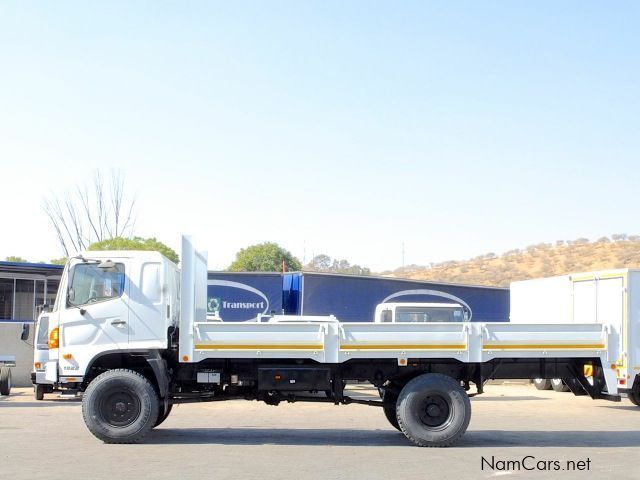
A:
[49,327,59,349]
[34,362,42,369]
[63,353,73,360]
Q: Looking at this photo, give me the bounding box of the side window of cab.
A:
[67,263,125,307]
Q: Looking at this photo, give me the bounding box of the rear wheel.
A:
[533,378,551,390]
[551,379,569,392]
[82,369,159,444]
[396,373,471,447]
[629,391,640,407]
[0,368,11,396]
[35,384,45,400]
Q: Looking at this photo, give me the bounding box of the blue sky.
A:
[1,2,639,270]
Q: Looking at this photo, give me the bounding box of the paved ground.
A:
[1,383,639,480]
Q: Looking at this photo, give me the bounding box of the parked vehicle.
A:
[0,355,15,395]
[511,269,640,401]
[32,312,56,400]
[38,239,636,446]
[283,272,509,322]
[374,302,467,323]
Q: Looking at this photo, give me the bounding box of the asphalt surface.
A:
[1,383,639,480]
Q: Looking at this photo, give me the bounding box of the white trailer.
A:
[511,269,640,401]
[38,238,635,446]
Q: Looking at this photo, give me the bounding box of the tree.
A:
[306,254,332,271]
[43,170,136,256]
[228,242,302,272]
[5,256,28,263]
[305,254,371,276]
[88,237,179,264]
[49,257,68,265]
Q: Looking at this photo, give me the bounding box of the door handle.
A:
[110,319,127,326]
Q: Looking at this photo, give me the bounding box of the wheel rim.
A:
[99,389,141,428]
[418,394,453,430]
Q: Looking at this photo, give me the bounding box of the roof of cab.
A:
[77,250,170,261]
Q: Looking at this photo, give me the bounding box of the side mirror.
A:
[21,323,30,341]
[41,303,50,313]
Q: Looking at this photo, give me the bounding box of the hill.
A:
[386,235,640,287]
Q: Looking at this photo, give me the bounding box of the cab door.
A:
[58,259,130,377]
[126,258,167,349]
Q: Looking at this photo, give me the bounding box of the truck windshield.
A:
[68,263,125,307]
[395,306,464,323]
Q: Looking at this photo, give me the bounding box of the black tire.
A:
[551,378,570,392]
[533,378,552,390]
[629,391,640,407]
[154,403,173,428]
[0,367,11,396]
[82,369,159,444]
[381,388,401,432]
[35,384,45,401]
[396,373,471,447]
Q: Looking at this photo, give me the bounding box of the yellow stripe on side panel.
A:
[483,343,605,350]
[195,344,323,350]
[340,344,467,351]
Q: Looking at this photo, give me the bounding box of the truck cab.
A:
[374,302,468,323]
[41,251,179,390]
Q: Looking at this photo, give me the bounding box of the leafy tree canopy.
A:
[49,257,68,265]
[5,256,28,263]
[228,242,302,272]
[306,254,371,276]
[88,236,179,264]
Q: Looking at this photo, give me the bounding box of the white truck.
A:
[38,238,638,446]
[32,314,57,400]
[374,302,468,323]
[511,269,640,401]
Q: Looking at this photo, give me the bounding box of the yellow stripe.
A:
[571,275,596,282]
[340,344,467,351]
[571,272,625,282]
[194,344,323,350]
[483,343,605,350]
[598,272,626,279]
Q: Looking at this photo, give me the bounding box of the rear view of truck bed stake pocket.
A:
[39,237,639,447]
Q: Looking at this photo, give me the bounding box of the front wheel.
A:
[35,384,45,401]
[629,391,640,407]
[82,369,159,443]
[396,373,471,447]
[0,367,11,396]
